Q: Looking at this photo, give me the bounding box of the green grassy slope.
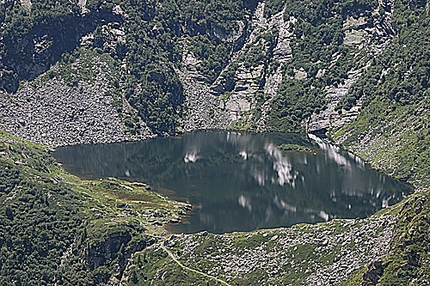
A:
[0,131,188,285]
[333,0,430,187]
[331,1,430,283]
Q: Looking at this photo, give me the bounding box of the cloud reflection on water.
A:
[265,143,299,188]
[52,130,412,233]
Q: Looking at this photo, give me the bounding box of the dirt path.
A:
[161,244,232,286]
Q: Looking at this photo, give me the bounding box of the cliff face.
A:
[0,2,124,91]
[0,0,409,146]
[171,0,400,133]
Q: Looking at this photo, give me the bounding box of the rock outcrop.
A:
[0,0,401,147]
[0,2,125,93]
[180,0,398,134]
[308,0,397,133]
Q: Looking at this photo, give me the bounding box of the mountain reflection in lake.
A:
[53,130,412,233]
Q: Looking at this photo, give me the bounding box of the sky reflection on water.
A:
[53,130,412,233]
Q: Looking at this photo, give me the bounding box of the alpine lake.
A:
[53,130,412,234]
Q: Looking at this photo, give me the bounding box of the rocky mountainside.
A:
[1,0,422,145]
[1,0,430,285]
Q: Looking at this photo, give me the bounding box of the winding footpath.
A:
[160,242,232,286]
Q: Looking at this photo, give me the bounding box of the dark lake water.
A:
[53,130,412,233]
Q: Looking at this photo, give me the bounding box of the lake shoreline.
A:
[53,130,412,234]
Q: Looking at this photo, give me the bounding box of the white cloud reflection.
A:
[252,169,267,186]
[184,151,199,163]
[239,150,248,160]
[318,210,330,221]
[238,195,252,212]
[273,195,297,213]
[265,143,299,188]
[308,134,350,168]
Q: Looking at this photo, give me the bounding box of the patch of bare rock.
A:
[0,78,151,147]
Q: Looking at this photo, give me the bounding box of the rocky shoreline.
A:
[140,211,398,285]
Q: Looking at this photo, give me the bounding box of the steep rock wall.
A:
[0,0,403,147]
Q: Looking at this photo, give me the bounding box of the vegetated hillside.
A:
[0,0,255,138]
[0,0,430,284]
[331,1,430,283]
[0,130,189,285]
[1,130,427,285]
[333,0,430,188]
[0,0,401,145]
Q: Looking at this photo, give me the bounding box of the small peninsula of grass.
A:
[278,143,316,153]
